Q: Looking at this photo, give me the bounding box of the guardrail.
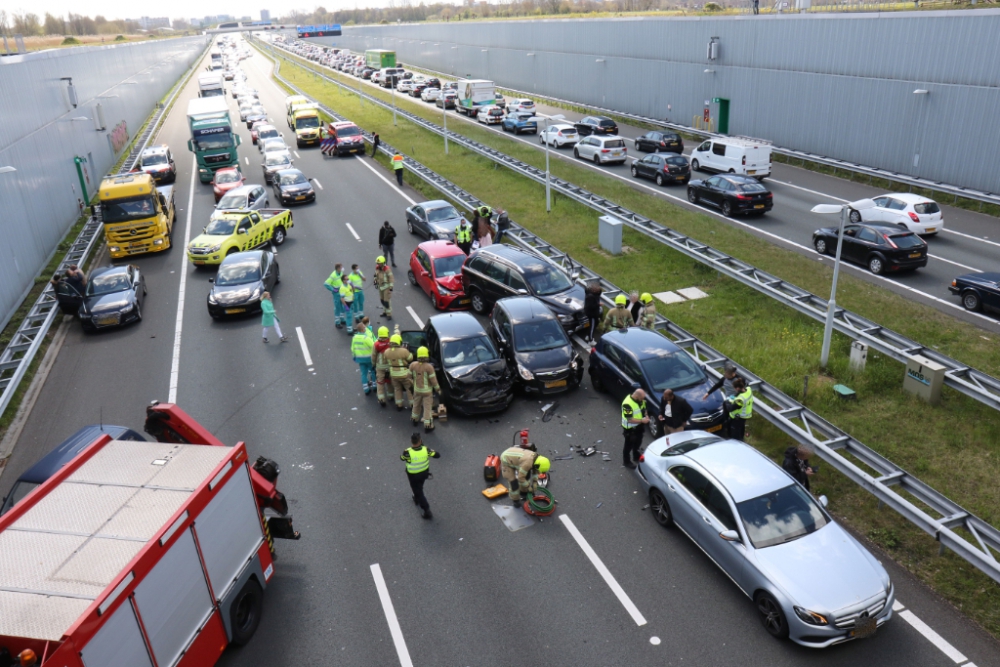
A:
[0,39,211,424]
[263,42,1000,417]
[257,40,1000,584]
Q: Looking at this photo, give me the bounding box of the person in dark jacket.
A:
[629,291,642,323]
[494,208,510,244]
[378,220,397,267]
[583,282,603,344]
[370,132,380,157]
[782,445,815,491]
[657,389,693,435]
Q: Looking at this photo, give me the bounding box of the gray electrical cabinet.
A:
[599,215,623,255]
[903,355,945,405]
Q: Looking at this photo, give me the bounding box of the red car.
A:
[250,120,270,145]
[409,241,471,310]
[212,167,245,202]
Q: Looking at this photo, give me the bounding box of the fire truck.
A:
[0,402,299,666]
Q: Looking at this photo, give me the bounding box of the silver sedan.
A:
[636,432,894,648]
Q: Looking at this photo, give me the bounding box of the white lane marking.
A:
[893,600,905,612]
[293,150,301,158]
[406,306,424,329]
[369,564,413,667]
[313,178,323,190]
[295,326,314,367]
[559,515,647,626]
[353,154,418,205]
[345,223,362,241]
[928,254,981,272]
[944,227,1000,248]
[168,158,197,404]
[244,156,249,165]
[768,178,848,202]
[898,609,967,664]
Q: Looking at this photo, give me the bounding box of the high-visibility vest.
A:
[621,395,646,429]
[405,446,430,474]
[339,283,354,303]
[455,224,472,243]
[392,155,404,171]
[729,388,754,420]
[348,270,365,289]
[325,270,343,289]
[351,332,374,358]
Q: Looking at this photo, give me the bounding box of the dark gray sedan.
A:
[79,265,147,331]
[208,250,279,318]
[405,200,468,241]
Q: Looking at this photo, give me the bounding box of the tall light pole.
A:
[543,114,565,213]
[392,78,397,126]
[811,198,876,369]
[443,94,449,155]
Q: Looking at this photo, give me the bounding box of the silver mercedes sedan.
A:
[636,432,894,648]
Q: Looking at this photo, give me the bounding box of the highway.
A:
[2,42,999,667]
[290,46,1000,333]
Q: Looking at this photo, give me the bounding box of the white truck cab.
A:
[691,137,772,179]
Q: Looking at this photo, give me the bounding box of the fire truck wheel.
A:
[231,579,263,646]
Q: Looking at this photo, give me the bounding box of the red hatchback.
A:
[212,167,245,202]
[409,241,471,310]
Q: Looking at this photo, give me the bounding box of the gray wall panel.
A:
[320,10,999,196]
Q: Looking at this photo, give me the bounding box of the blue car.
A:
[589,328,725,438]
[0,424,146,515]
[501,111,538,135]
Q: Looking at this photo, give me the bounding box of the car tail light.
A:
[742,155,747,166]
[590,347,596,354]
[659,142,665,147]
[557,131,563,136]
[736,194,752,200]
[908,212,920,223]
[639,454,645,463]
[882,234,898,248]
[601,149,610,153]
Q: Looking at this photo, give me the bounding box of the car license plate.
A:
[458,298,471,305]
[96,316,117,326]
[747,170,757,175]
[545,380,567,389]
[909,252,922,258]
[706,424,723,433]
[613,151,623,156]
[193,261,205,266]
[754,204,765,209]
[225,308,246,314]
[925,228,936,233]
[296,195,306,200]
[850,616,877,639]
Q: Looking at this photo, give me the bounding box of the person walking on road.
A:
[494,208,510,244]
[374,255,394,320]
[621,388,649,468]
[378,220,397,267]
[725,377,753,441]
[583,282,603,344]
[351,322,377,394]
[324,264,347,329]
[409,346,440,432]
[371,132,380,157]
[604,294,634,331]
[392,152,405,186]
[260,292,288,343]
[455,218,474,255]
[385,334,414,410]
[637,292,657,330]
[372,326,393,407]
[348,263,366,320]
[658,389,692,435]
[401,433,440,519]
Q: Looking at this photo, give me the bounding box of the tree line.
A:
[0,10,144,36]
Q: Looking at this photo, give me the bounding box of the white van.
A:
[691,137,772,179]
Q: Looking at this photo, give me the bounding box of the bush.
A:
[704,2,723,9]
[61,36,80,45]
[114,35,126,41]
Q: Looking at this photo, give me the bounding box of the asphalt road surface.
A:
[2,43,998,667]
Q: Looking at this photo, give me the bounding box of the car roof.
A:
[332,121,357,128]
[883,193,935,204]
[715,174,760,183]
[685,440,793,503]
[428,312,487,340]
[225,184,258,196]
[601,328,683,360]
[276,168,304,177]
[498,296,557,323]
[859,223,918,235]
[221,249,265,264]
[418,240,465,258]
[90,265,129,279]
[15,425,146,485]
[141,145,169,156]
[419,199,454,211]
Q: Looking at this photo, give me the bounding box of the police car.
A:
[137,144,176,184]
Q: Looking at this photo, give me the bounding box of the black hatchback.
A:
[634,131,684,154]
[574,116,619,137]
[632,153,690,186]
[489,296,584,394]
[687,174,773,217]
[462,245,587,334]
[813,223,927,275]
[208,250,280,318]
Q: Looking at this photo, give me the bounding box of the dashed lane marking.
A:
[406,306,424,329]
[313,178,323,190]
[345,223,362,241]
[369,564,414,667]
[295,326,314,369]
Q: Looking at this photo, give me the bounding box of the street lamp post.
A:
[392,80,397,126]
[543,114,565,213]
[811,198,876,369]
[443,96,449,155]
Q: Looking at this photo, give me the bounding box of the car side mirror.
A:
[308,177,314,181]
[516,289,529,296]
[719,530,740,542]
[208,277,214,283]
[238,228,248,234]
[818,495,829,508]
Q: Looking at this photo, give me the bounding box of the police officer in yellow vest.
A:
[409,347,440,432]
[392,152,405,186]
[372,326,393,407]
[455,218,474,255]
[401,432,440,519]
[638,292,657,330]
[351,322,376,394]
[374,255,394,319]
[384,334,414,410]
[622,388,649,468]
[324,264,347,328]
[725,377,753,441]
[604,294,635,331]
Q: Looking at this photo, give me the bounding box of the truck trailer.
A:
[187,97,241,183]
[198,72,225,98]
[364,49,395,70]
[0,402,298,666]
[455,79,496,116]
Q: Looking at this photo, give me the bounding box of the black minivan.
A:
[462,246,587,334]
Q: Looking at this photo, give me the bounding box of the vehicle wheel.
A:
[275,267,281,284]
[868,255,885,275]
[539,135,545,145]
[722,201,733,217]
[230,579,264,646]
[962,291,982,312]
[142,281,148,296]
[407,220,414,234]
[755,592,789,639]
[849,209,862,223]
[226,247,239,256]
[573,148,580,159]
[408,269,417,285]
[728,169,735,174]
[655,173,664,187]
[648,418,662,439]
[593,154,601,165]
[431,293,440,310]
[631,165,638,177]
[814,238,829,255]
[272,226,286,246]
[649,489,673,528]
[590,372,606,393]
[470,290,487,314]
[688,189,699,204]
[691,159,700,171]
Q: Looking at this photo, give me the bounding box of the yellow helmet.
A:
[377,326,389,338]
[614,294,628,306]
[376,256,386,265]
[417,346,429,359]
[534,456,550,474]
[390,334,402,345]
[640,292,653,304]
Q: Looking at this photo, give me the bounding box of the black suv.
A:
[634,131,684,154]
[812,223,927,275]
[461,245,587,334]
[574,116,619,137]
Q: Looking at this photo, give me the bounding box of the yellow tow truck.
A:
[98,173,175,258]
[186,208,293,266]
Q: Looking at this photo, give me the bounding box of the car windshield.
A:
[640,352,706,391]
[524,265,573,296]
[216,260,261,285]
[279,172,307,185]
[913,201,940,215]
[735,181,768,193]
[204,216,238,235]
[427,205,459,223]
[250,106,265,114]
[513,319,568,352]
[599,120,616,127]
[102,195,156,223]
[737,484,830,549]
[666,156,689,167]
[604,139,626,149]
[433,255,465,277]
[141,153,168,166]
[86,272,130,296]
[489,109,504,116]
[337,125,362,137]
[216,193,247,209]
[266,154,291,166]
[215,171,241,184]
[889,233,924,249]
[297,116,320,128]
[442,335,498,368]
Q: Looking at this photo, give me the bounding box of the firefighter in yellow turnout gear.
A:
[638,292,657,329]
[500,446,551,503]
[409,347,440,432]
[604,293,634,331]
[372,326,393,407]
[384,334,414,410]
[374,255,394,320]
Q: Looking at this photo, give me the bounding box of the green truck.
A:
[186,97,241,183]
[365,49,396,70]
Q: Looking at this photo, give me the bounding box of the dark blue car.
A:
[0,424,145,515]
[950,272,1000,315]
[501,111,538,135]
[588,328,725,438]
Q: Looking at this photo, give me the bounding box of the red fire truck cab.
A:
[0,403,298,666]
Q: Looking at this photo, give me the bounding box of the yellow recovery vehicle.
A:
[186,208,293,266]
[287,102,322,148]
[98,173,175,258]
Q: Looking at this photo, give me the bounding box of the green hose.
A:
[527,486,555,515]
